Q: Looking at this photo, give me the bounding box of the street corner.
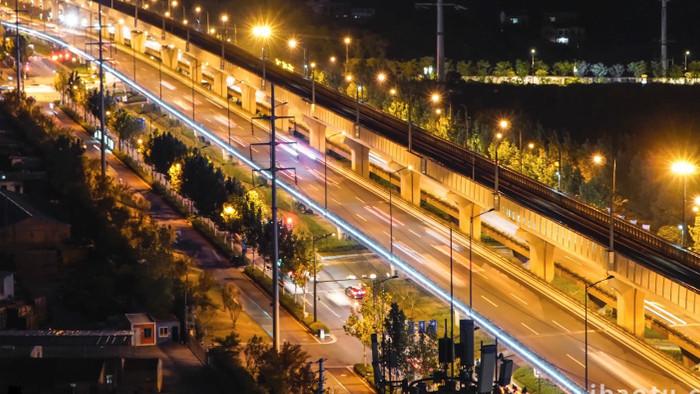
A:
[311,331,337,344]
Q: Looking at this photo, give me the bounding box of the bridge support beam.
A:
[613,281,645,337]
[391,164,421,206]
[516,229,555,282]
[274,102,290,133]
[181,53,199,81]
[343,137,370,178]
[302,115,326,152]
[113,22,125,45]
[447,192,485,235]
[239,84,257,114]
[160,45,178,69]
[210,68,224,97]
[130,30,147,54]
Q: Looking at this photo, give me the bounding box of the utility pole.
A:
[317,358,325,394]
[98,1,107,177]
[270,83,279,351]
[661,0,668,76]
[14,0,22,94]
[415,1,465,82]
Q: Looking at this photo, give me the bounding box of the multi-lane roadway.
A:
[17,18,700,391]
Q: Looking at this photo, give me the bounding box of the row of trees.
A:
[140,131,319,311]
[0,92,219,322]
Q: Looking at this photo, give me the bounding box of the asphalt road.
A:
[17,19,700,392]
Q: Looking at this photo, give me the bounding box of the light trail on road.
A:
[7,21,585,393]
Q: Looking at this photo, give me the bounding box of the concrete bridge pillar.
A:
[131,30,147,54]
[343,137,370,178]
[447,192,486,235]
[49,0,58,20]
[302,115,326,151]
[390,162,421,206]
[112,21,125,45]
[240,84,257,114]
[210,68,224,97]
[613,281,645,337]
[274,102,290,133]
[516,229,555,282]
[181,53,198,79]
[160,45,178,69]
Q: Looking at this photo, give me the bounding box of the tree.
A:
[493,61,514,77]
[4,33,33,64]
[552,61,574,76]
[658,225,682,244]
[344,284,391,364]
[143,131,188,175]
[515,59,530,78]
[590,63,608,79]
[86,88,116,119]
[627,61,647,77]
[54,70,70,104]
[244,336,316,394]
[383,303,409,379]
[668,64,684,79]
[574,61,589,77]
[608,64,625,78]
[221,283,243,328]
[475,60,491,77]
[110,108,144,146]
[405,332,438,382]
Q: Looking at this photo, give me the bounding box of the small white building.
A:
[125,313,180,346]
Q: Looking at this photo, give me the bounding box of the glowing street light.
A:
[376,72,386,83]
[343,36,351,74]
[431,93,440,103]
[288,38,308,77]
[253,24,272,89]
[194,6,209,33]
[672,160,696,247]
[494,131,504,208]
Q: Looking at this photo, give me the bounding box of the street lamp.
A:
[288,38,307,77]
[194,6,209,33]
[585,275,614,391]
[389,166,411,255]
[493,132,504,208]
[593,154,617,266]
[310,62,316,105]
[324,131,345,209]
[312,232,334,322]
[343,36,351,75]
[469,208,494,309]
[253,25,272,90]
[671,160,696,247]
[530,48,536,69]
[685,50,690,72]
[220,14,228,70]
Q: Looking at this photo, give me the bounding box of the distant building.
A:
[541,11,585,45]
[499,10,531,27]
[0,189,70,251]
[0,272,14,302]
[125,313,180,346]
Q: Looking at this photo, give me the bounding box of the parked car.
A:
[345,285,367,299]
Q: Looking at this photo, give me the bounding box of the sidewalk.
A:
[47,102,371,393]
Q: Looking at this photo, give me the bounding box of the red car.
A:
[345,286,367,299]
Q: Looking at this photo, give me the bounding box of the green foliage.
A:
[657,225,682,244]
[493,61,514,77]
[86,88,116,119]
[244,335,316,394]
[551,61,574,76]
[627,61,647,77]
[513,366,565,394]
[142,131,188,176]
[109,108,144,143]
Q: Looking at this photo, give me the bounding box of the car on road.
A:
[345,285,367,299]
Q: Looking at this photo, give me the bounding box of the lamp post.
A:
[343,36,351,75]
[593,155,617,265]
[312,232,334,322]
[288,38,307,77]
[389,166,411,255]
[220,14,227,70]
[530,48,536,69]
[253,25,271,90]
[585,275,614,391]
[310,62,316,105]
[685,50,690,72]
[671,160,696,247]
[469,208,494,309]
[324,131,345,209]
[493,132,503,208]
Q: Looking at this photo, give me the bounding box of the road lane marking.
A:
[307,184,319,191]
[354,196,365,204]
[480,295,498,308]
[510,292,528,305]
[566,353,585,368]
[383,231,390,238]
[408,229,421,237]
[205,97,223,109]
[251,147,259,153]
[331,198,342,205]
[476,271,489,280]
[551,320,571,334]
[521,322,539,336]
[355,213,367,222]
